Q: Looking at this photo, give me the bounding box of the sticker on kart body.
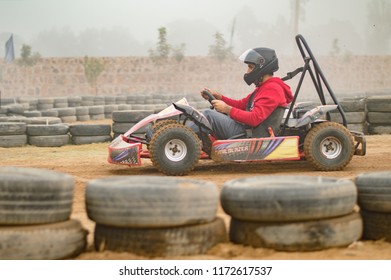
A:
[108,135,142,166]
[211,136,300,162]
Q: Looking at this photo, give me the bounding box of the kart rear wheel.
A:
[149,123,201,175]
[304,122,354,171]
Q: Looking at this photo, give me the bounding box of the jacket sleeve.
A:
[221,94,251,110]
[229,87,280,127]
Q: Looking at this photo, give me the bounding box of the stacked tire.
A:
[0,167,87,259]
[27,123,70,147]
[37,98,54,111]
[221,175,362,251]
[0,122,27,147]
[86,176,227,257]
[356,172,391,241]
[75,106,90,122]
[69,124,112,145]
[111,110,154,138]
[330,97,367,134]
[54,107,77,123]
[88,105,105,120]
[366,95,391,135]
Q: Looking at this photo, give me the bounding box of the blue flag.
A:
[5,34,15,63]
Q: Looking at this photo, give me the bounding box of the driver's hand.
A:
[211,100,232,115]
[201,88,222,100]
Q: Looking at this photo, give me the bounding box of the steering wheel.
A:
[202,90,216,109]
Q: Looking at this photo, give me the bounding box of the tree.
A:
[17,44,41,66]
[171,43,186,62]
[208,32,233,61]
[83,56,105,95]
[149,27,171,60]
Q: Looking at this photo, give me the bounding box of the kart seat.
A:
[228,106,286,139]
[249,106,286,138]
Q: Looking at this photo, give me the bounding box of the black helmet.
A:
[239,47,279,85]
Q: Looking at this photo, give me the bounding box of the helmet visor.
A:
[239,49,265,66]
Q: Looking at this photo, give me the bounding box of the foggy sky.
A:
[0,0,387,57]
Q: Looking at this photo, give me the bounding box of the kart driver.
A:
[197,47,293,140]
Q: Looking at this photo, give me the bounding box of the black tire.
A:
[28,135,70,147]
[329,112,366,124]
[339,98,366,112]
[149,123,201,176]
[221,175,357,222]
[0,167,74,225]
[304,122,354,171]
[60,116,77,123]
[23,111,42,117]
[75,106,89,115]
[76,115,90,122]
[94,218,227,257]
[0,220,87,259]
[361,210,391,241]
[24,116,62,125]
[86,175,218,227]
[112,110,154,123]
[71,135,112,145]
[112,122,146,134]
[355,171,391,212]
[229,212,362,251]
[0,135,27,147]
[41,110,58,117]
[366,96,391,112]
[0,122,26,135]
[69,124,111,136]
[54,107,76,117]
[87,105,104,115]
[347,123,368,134]
[368,124,391,135]
[367,112,391,124]
[27,124,69,136]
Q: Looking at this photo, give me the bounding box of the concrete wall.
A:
[1,56,390,100]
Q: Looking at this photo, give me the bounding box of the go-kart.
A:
[108,35,366,176]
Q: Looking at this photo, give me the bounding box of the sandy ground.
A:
[1,132,391,260]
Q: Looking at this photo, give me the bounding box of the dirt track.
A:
[1,134,391,260]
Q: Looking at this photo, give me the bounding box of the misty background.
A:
[0,0,390,58]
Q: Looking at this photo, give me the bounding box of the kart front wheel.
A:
[304,122,354,171]
[149,123,201,176]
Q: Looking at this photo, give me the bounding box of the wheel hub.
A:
[320,137,342,159]
[165,139,187,162]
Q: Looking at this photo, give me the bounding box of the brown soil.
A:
[1,132,391,260]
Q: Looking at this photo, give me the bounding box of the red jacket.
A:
[221,77,293,127]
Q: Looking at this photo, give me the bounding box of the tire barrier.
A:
[0,122,27,147]
[69,124,112,145]
[1,93,389,148]
[111,109,154,138]
[366,96,391,135]
[86,176,226,257]
[54,97,68,108]
[75,106,90,122]
[330,97,367,134]
[356,171,391,241]
[103,104,118,119]
[27,123,70,147]
[37,98,54,111]
[88,105,105,121]
[221,175,362,251]
[51,107,77,123]
[0,167,87,259]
